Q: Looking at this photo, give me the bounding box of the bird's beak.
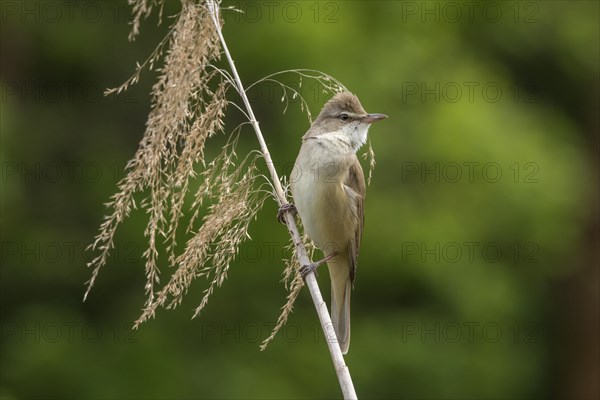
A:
[362,113,388,124]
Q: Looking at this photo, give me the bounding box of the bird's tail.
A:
[329,261,352,354]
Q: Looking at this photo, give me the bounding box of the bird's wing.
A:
[343,157,366,283]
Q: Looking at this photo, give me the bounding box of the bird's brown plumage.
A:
[318,92,366,118]
[344,158,365,283]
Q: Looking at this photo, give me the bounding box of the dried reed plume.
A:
[85,1,260,320]
[260,236,316,350]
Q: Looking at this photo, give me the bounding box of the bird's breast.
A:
[291,141,356,253]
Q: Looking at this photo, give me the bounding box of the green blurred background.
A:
[1,1,598,398]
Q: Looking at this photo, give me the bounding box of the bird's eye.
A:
[340,113,350,121]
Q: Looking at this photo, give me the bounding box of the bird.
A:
[280,91,387,354]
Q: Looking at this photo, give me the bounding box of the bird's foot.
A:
[300,262,318,279]
[300,252,337,280]
[277,203,297,224]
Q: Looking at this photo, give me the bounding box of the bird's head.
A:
[307,92,387,150]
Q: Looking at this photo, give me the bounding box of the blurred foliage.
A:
[1,1,598,399]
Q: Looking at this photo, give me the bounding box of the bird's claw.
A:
[299,252,337,280]
[277,203,297,224]
[300,262,318,280]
